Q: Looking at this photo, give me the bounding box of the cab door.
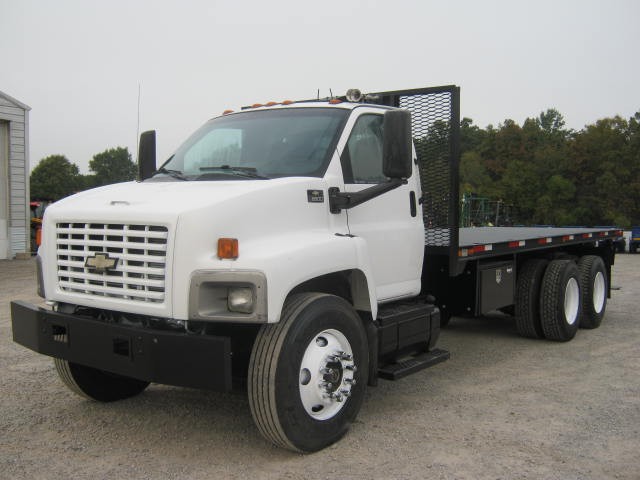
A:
[338,109,424,302]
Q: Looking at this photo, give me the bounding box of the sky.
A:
[1,0,639,174]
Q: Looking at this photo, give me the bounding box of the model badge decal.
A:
[85,253,119,273]
[307,189,324,203]
[496,269,502,284]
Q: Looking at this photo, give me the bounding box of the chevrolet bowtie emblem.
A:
[85,253,119,273]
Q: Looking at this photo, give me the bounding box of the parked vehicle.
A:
[630,226,640,253]
[29,201,49,254]
[11,86,621,452]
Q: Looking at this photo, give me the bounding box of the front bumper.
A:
[11,301,232,391]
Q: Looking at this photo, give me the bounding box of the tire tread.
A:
[577,255,606,329]
[248,293,325,452]
[540,260,580,341]
[515,259,548,339]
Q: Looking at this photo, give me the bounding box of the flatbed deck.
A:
[455,226,622,259]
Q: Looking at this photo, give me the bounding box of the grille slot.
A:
[56,223,168,303]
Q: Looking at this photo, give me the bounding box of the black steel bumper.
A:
[10,301,232,392]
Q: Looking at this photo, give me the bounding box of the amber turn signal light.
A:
[218,238,239,259]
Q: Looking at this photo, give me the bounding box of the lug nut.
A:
[344,378,356,385]
[340,389,351,397]
[345,364,357,372]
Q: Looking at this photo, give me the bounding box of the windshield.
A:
[154,108,349,181]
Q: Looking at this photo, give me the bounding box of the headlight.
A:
[228,287,254,313]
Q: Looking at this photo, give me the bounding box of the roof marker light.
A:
[329,99,343,105]
[222,109,234,115]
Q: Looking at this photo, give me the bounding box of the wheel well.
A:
[288,269,371,312]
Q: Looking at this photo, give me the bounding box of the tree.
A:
[30,155,81,200]
[89,147,137,186]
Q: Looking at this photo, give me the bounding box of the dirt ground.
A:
[1,256,638,480]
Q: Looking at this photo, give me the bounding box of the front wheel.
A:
[54,359,149,402]
[248,293,369,452]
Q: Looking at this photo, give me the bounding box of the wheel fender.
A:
[240,233,378,323]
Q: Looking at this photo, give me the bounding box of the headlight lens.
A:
[228,287,254,313]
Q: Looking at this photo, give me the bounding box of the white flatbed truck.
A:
[11,86,621,451]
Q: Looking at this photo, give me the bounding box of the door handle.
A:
[409,191,417,217]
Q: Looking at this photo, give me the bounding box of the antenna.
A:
[317,88,320,100]
[329,88,333,99]
[135,82,141,162]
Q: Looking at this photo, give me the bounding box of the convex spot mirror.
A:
[382,110,412,179]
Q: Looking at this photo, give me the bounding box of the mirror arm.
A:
[329,178,407,214]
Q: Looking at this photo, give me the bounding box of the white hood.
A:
[46,179,295,222]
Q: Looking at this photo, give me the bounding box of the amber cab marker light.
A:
[218,238,239,259]
[222,109,234,115]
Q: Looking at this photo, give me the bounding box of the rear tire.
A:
[577,255,607,329]
[515,259,548,339]
[540,260,581,342]
[248,293,368,452]
[54,359,149,402]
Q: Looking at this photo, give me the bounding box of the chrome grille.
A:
[56,222,168,303]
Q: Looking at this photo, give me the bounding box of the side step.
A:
[378,348,450,381]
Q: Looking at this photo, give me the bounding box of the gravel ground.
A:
[1,256,639,480]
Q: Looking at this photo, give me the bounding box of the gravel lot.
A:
[1,256,638,480]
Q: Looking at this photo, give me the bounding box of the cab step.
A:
[378,348,450,381]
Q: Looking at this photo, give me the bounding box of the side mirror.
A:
[138,130,156,181]
[382,110,412,179]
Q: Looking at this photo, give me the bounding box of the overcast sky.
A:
[1,0,639,173]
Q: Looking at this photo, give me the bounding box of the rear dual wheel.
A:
[577,255,607,329]
[540,260,582,342]
[515,259,548,339]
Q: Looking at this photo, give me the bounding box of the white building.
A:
[0,90,30,259]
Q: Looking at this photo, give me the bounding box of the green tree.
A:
[89,147,137,186]
[569,116,632,225]
[30,155,81,200]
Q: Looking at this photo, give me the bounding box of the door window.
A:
[341,114,386,184]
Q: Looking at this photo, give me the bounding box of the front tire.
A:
[540,260,582,342]
[248,293,368,452]
[54,359,149,402]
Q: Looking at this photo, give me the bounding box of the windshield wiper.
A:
[152,167,189,181]
[199,165,269,179]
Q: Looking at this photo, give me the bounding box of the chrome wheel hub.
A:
[299,329,356,420]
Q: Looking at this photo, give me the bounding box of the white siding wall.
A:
[0,94,30,258]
